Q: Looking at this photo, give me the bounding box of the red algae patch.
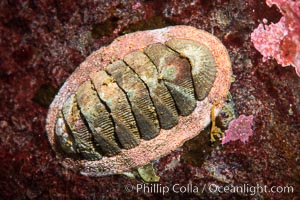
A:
[46,25,232,176]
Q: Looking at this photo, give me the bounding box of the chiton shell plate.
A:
[46,25,232,176]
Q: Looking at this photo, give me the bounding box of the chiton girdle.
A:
[46,26,232,176]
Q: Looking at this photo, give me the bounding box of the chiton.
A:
[46,25,232,176]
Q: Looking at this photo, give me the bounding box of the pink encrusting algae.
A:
[222,115,254,145]
[251,0,300,77]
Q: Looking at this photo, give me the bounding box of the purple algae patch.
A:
[222,115,254,145]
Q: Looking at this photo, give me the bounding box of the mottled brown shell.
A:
[46,26,232,176]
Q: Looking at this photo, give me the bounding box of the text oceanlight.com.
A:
[125,183,294,196]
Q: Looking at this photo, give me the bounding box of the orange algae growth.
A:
[210,103,223,142]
